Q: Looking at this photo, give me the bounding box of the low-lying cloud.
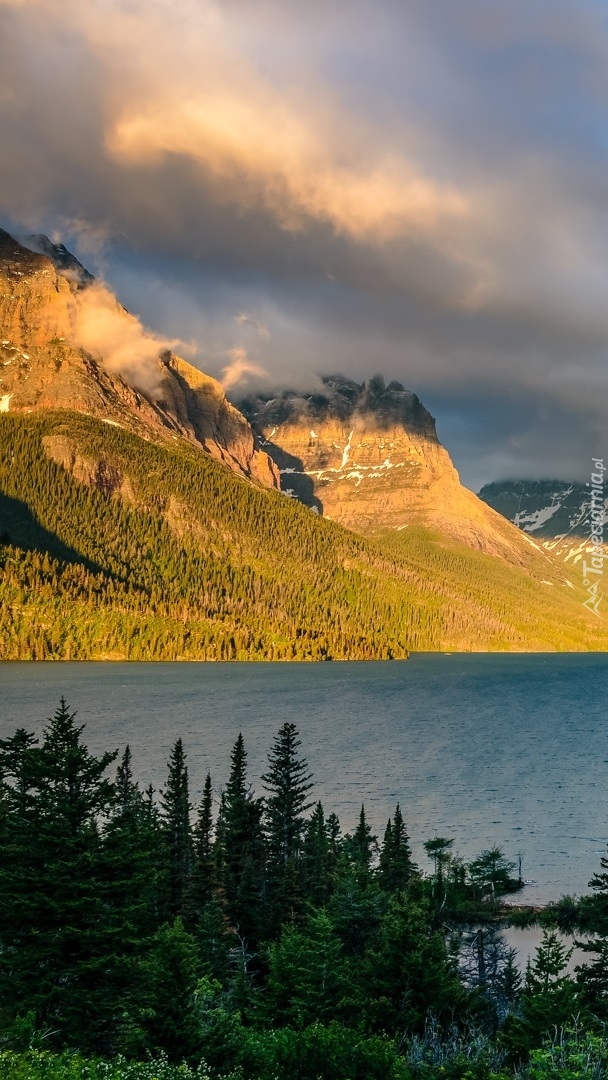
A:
[220,347,269,392]
[69,283,180,396]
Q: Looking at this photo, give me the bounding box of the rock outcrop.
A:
[0,228,279,488]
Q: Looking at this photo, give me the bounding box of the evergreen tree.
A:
[262,723,313,925]
[221,734,265,945]
[160,739,193,917]
[264,910,348,1029]
[142,918,202,1063]
[302,802,332,906]
[577,936,608,1020]
[0,699,118,1051]
[502,930,581,1061]
[378,803,416,891]
[364,892,466,1034]
[345,805,377,879]
[185,773,214,925]
[102,746,165,1038]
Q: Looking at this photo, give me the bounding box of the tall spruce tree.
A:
[0,699,118,1051]
[378,804,416,891]
[262,722,313,926]
[102,747,166,1053]
[184,772,214,925]
[160,738,193,918]
[221,734,265,945]
[302,801,333,906]
[346,805,377,879]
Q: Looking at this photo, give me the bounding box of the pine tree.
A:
[364,892,465,1034]
[264,909,347,1028]
[185,773,214,925]
[378,804,416,892]
[0,699,119,1051]
[345,805,377,879]
[160,738,193,917]
[221,734,265,945]
[142,918,202,1063]
[302,801,332,906]
[102,746,165,1052]
[503,930,581,1060]
[262,723,314,927]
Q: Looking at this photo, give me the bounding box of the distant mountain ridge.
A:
[478,479,605,540]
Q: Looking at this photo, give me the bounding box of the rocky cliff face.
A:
[240,375,537,561]
[0,228,279,488]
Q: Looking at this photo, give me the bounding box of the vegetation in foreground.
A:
[3,702,608,1078]
[0,411,606,659]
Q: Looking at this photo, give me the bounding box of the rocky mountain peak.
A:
[241,373,437,439]
[21,233,94,287]
[0,228,279,489]
[238,375,534,561]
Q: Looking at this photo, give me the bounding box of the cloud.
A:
[220,346,269,391]
[69,283,181,396]
[234,311,270,339]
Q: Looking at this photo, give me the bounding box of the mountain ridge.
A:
[0,228,278,487]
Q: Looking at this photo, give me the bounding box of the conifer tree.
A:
[221,734,265,944]
[0,699,118,1050]
[302,801,332,906]
[160,738,193,917]
[185,772,214,925]
[142,918,202,1063]
[104,746,163,943]
[378,803,416,892]
[262,723,314,927]
[503,930,580,1059]
[345,805,377,879]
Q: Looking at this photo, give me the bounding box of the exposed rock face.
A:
[0,228,279,488]
[240,375,536,561]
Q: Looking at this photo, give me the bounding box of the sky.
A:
[1,0,608,489]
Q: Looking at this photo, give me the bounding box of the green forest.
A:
[3,701,608,1079]
[0,411,606,658]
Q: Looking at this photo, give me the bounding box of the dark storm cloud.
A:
[1,0,608,485]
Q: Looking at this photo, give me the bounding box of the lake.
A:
[1,653,607,904]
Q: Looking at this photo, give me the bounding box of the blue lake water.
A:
[1,654,607,904]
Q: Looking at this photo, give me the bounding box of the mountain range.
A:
[0,226,606,657]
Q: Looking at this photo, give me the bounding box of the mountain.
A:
[3,410,608,658]
[0,228,278,487]
[20,232,95,287]
[1,227,608,656]
[239,376,546,565]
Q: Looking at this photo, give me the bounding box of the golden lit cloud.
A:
[108,97,468,242]
[69,283,181,395]
[220,346,269,390]
[0,0,468,244]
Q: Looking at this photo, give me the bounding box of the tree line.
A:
[4,701,608,1078]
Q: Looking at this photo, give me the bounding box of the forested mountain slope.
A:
[1,411,606,658]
